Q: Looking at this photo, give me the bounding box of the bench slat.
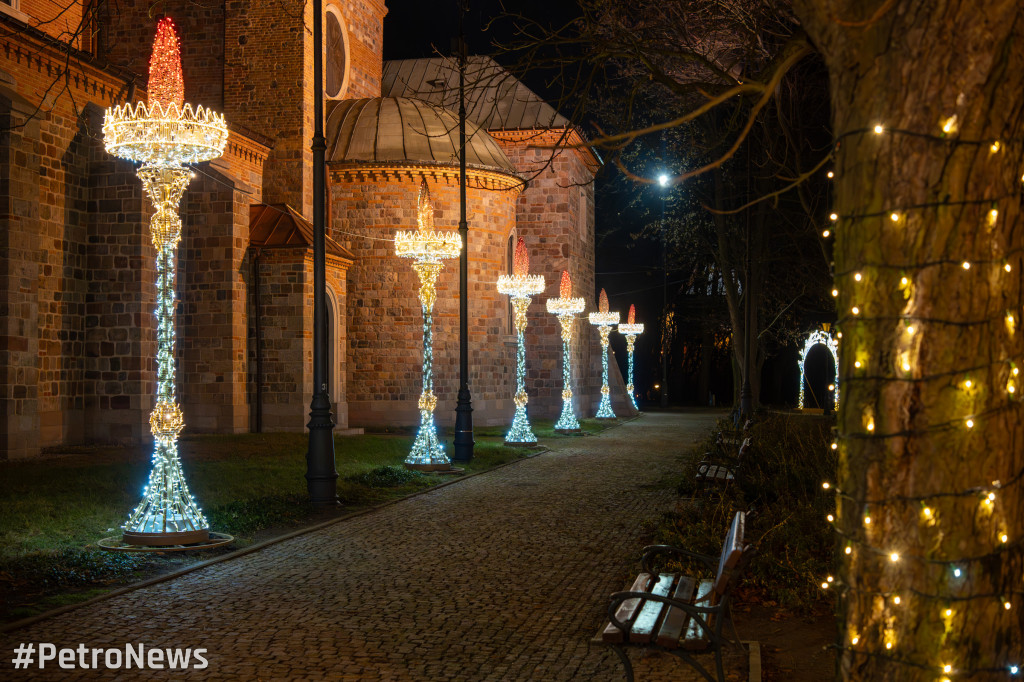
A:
[655,575,696,647]
[681,579,716,650]
[629,573,675,643]
[601,572,653,644]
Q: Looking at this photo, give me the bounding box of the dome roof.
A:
[325,97,517,174]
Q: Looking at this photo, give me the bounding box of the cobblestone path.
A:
[3,410,740,681]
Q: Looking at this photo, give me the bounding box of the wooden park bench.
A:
[695,437,751,493]
[594,511,752,682]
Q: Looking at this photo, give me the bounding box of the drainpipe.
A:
[253,248,263,433]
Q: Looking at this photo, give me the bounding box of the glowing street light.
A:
[496,238,545,444]
[102,18,228,546]
[618,304,645,410]
[547,271,586,432]
[395,181,462,470]
[589,289,620,418]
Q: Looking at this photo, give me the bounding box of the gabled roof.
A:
[249,204,354,261]
[382,56,570,132]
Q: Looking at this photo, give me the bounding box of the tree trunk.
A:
[793,1,1024,679]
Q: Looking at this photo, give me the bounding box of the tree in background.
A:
[503,0,833,409]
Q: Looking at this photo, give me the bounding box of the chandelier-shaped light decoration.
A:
[395,180,462,469]
[618,304,645,410]
[103,18,228,546]
[588,289,620,418]
[546,271,586,432]
[496,237,545,444]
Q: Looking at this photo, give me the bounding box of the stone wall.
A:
[330,166,520,428]
[247,247,350,432]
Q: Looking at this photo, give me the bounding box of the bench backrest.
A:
[713,511,746,596]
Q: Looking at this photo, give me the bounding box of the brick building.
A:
[0,1,634,459]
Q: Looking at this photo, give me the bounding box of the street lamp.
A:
[657,172,669,408]
[306,0,339,504]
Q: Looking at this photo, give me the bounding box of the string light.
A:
[873,124,884,134]
[103,18,228,545]
[496,238,545,444]
[396,181,462,467]
[618,304,645,411]
[589,289,620,418]
[827,170,834,178]
[890,212,900,222]
[797,329,839,409]
[830,212,839,221]
[547,272,586,432]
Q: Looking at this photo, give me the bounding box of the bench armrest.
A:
[641,545,718,574]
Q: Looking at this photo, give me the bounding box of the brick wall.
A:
[246,247,350,432]
[331,167,521,429]
[178,166,253,434]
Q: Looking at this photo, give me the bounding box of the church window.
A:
[325,5,350,100]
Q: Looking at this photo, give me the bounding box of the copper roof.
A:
[325,97,517,174]
[382,57,569,132]
[248,204,354,261]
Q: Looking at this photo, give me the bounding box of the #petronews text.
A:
[11,642,208,670]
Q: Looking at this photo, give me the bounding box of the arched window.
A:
[325,5,350,100]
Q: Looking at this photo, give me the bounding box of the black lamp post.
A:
[306,0,339,504]
[658,173,670,409]
[452,0,475,462]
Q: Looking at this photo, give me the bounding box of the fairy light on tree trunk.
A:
[496,237,544,444]
[102,18,228,546]
[588,288,620,418]
[546,271,586,433]
[618,304,645,410]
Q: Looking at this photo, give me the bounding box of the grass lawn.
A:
[0,416,618,621]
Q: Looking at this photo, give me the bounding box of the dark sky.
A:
[382,1,580,63]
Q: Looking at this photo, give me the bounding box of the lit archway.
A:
[798,329,839,409]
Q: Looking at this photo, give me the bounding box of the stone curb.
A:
[1,417,641,634]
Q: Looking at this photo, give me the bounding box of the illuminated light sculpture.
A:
[797,327,840,409]
[589,289,620,418]
[496,237,545,444]
[102,18,228,546]
[546,271,586,432]
[395,180,462,469]
[617,304,645,410]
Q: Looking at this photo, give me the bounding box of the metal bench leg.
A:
[610,645,634,682]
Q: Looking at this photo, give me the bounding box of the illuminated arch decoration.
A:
[547,271,586,432]
[103,18,229,546]
[588,289,620,418]
[395,180,462,469]
[497,238,545,444]
[618,304,644,410]
[797,328,840,409]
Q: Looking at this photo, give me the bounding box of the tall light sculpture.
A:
[546,271,586,432]
[496,237,545,444]
[797,327,840,409]
[618,304,645,410]
[396,180,462,470]
[589,289,620,419]
[103,18,228,545]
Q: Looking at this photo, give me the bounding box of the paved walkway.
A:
[3,410,741,681]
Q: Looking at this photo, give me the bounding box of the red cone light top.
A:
[559,270,572,299]
[599,289,609,313]
[148,18,185,110]
[513,237,529,277]
[628,304,636,325]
